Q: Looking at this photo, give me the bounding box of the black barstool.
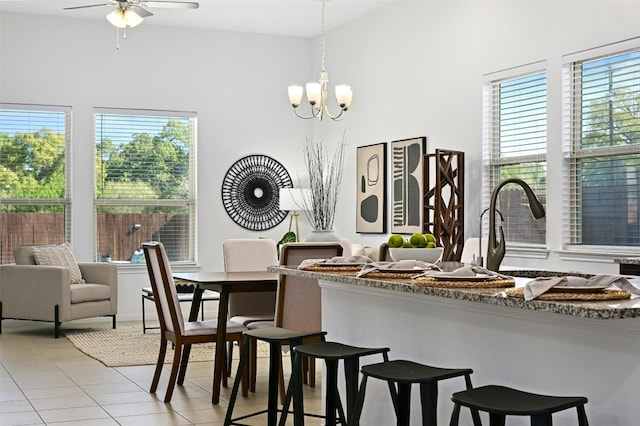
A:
[349,359,476,426]
[224,327,327,426]
[279,341,390,426]
[450,385,589,426]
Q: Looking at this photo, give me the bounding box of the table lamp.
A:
[279,188,310,242]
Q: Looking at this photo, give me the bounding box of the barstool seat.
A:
[450,385,589,426]
[224,327,327,426]
[350,359,474,426]
[279,341,390,426]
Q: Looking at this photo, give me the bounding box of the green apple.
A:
[402,241,415,248]
[388,234,404,248]
[410,233,427,247]
[424,233,436,244]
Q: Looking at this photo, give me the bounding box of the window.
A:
[566,48,640,248]
[94,109,196,263]
[484,68,547,245]
[0,104,71,264]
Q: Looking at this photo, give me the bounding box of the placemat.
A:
[302,265,363,273]
[412,277,515,288]
[505,287,632,301]
[361,271,421,280]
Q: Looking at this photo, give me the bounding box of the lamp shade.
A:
[106,8,143,28]
[288,85,304,107]
[106,9,127,28]
[279,188,310,211]
[335,85,353,109]
[123,9,144,27]
[306,82,322,105]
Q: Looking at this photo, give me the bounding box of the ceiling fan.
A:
[64,1,199,48]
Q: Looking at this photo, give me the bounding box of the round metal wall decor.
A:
[221,154,293,231]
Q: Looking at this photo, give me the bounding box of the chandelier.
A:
[287,1,352,121]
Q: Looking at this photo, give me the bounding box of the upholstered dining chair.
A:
[223,238,279,326]
[142,241,246,403]
[276,242,344,333]
[223,238,279,373]
[271,242,344,393]
[238,242,345,397]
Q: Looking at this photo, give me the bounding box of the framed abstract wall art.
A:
[391,136,427,234]
[356,142,387,233]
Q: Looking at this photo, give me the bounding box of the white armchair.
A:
[0,244,118,338]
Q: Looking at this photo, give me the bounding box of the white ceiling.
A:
[0,0,398,37]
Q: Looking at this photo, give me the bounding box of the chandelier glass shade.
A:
[287,1,352,121]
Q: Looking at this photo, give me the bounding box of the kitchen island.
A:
[269,266,640,425]
[615,257,640,276]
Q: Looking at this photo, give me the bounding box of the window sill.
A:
[105,261,199,274]
[504,245,550,260]
[558,247,640,264]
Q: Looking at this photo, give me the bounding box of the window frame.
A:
[0,103,72,264]
[482,62,548,249]
[562,39,640,253]
[93,107,197,264]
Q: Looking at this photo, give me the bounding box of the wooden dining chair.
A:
[142,241,247,403]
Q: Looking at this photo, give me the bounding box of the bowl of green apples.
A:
[387,233,444,264]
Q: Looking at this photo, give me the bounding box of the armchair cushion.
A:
[32,243,85,284]
[70,283,112,303]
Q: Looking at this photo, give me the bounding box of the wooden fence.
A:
[1,213,190,264]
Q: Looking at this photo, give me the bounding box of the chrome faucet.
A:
[486,178,546,271]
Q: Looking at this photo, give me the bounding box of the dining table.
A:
[172,271,279,404]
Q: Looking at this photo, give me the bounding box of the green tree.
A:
[581,88,640,187]
[0,129,65,209]
[96,119,189,200]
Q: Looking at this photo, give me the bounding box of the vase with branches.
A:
[301,134,346,237]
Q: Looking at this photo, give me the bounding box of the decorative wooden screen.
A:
[424,150,465,261]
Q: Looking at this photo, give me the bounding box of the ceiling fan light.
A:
[123,9,144,28]
[106,9,127,28]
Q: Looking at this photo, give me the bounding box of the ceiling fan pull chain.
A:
[116,27,120,50]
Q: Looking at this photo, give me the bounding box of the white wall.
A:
[0,12,316,319]
[2,2,640,319]
[317,1,640,273]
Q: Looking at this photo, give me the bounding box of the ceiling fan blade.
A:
[131,5,154,18]
[142,1,199,9]
[64,3,112,10]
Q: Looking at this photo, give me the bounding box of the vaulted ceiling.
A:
[0,0,398,37]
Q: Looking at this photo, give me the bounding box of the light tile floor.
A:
[0,321,324,425]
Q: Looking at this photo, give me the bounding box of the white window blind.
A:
[567,49,640,247]
[94,108,196,263]
[485,71,547,245]
[0,104,71,264]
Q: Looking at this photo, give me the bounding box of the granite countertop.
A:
[268,265,640,320]
[615,257,640,265]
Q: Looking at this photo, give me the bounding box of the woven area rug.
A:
[64,325,266,368]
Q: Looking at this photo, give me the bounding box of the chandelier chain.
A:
[320,1,326,72]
